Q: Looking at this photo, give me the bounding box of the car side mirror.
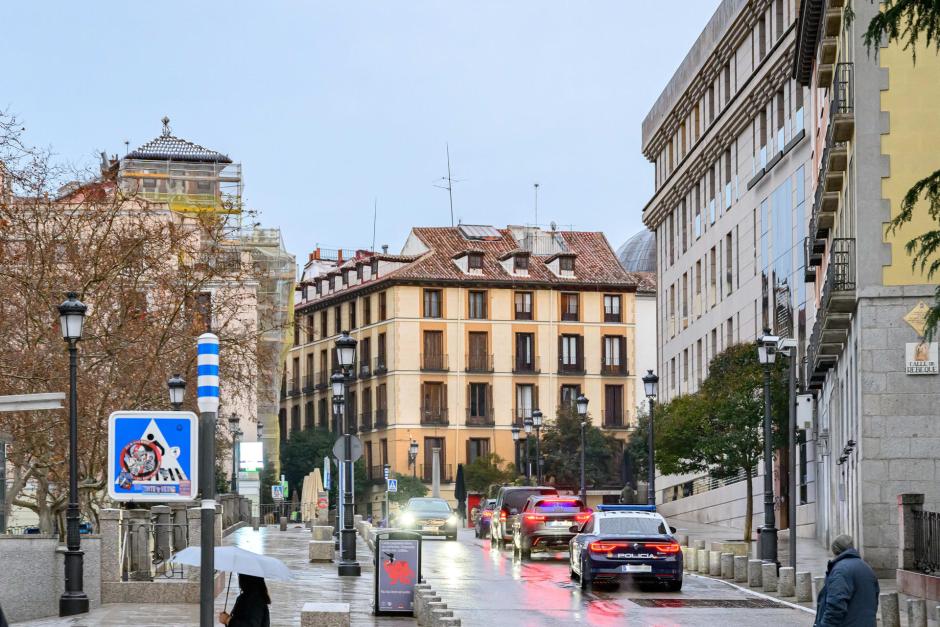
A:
[670,526,677,534]
[569,525,581,533]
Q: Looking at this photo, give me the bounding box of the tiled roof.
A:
[126,118,232,164]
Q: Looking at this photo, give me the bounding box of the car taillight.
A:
[482,511,493,519]
[589,541,629,553]
[645,542,681,554]
[575,513,591,524]
[499,510,507,522]
[523,513,546,523]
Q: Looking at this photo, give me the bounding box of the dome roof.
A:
[617,229,656,273]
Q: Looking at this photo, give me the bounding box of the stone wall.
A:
[0,534,101,623]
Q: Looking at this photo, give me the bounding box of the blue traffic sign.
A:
[108,411,198,502]
[387,478,398,493]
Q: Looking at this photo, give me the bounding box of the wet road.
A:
[419,528,814,626]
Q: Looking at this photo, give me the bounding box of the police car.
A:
[568,505,682,591]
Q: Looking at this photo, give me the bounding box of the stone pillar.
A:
[720,553,734,579]
[880,592,900,627]
[239,496,250,523]
[152,505,172,568]
[795,572,813,602]
[686,547,697,571]
[907,599,927,627]
[778,567,795,597]
[127,508,152,581]
[694,539,706,550]
[747,559,763,588]
[280,516,288,531]
[171,504,188,551]
[813,576,825,601]
[99,508,123,583]
[187,507,202,581]
[697,549,709,574]
[733,555,748,582]
[761,563,778,593]
[898,493,924,570]
[708,550,721,576]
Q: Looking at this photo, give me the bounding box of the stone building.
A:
[794,0,940,574]
[616,230,658,414]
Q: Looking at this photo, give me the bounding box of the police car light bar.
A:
[595,504,657,512]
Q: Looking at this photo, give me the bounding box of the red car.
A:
[511,496,590,560]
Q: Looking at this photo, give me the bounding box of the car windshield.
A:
[534,499,583,513]
[598,517,668,535]
[504,488,558,511]
[409,500,451,513]
[483,500,496,510]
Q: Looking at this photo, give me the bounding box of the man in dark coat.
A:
[814,534,879,626]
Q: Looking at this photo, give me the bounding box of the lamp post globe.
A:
[523,415,533,434]
[58,292,87,342]
[167,373,186,410]
[532,409,542,428]
[335,331,357,371]
[330,372,346,398]
[642,369,659,399]
[511,425,520,441]
[758,327,779,365]
[408,439,419,478]
[576,394,588,417]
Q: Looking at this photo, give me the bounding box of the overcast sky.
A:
[2,1,720,261]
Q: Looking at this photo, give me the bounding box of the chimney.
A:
[382,244,389,254]
[337,248,344,264]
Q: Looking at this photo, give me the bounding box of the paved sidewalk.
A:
[14,525,408,627]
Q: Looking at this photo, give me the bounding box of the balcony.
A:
[420,406,449,426]
[421,353,449,372]
[824,5,842,37]
[375,408,388,429]
[374,356,388,376]
[603,409,629,430]
[513,356,540,374]
[601,362,628,376]
[316,371,328,390]
[832,63,855,142]
[558,359,585,375]
[466,354,494,373]
[561,311,579,322]
[604,312,622,323]
[804,237,821,282]
[345,415,358,434]
[302,375,315,394]
[369,465,387,485]
[358,360,372,379]
[418,464,453,483]
[513,407,533,427]
[288,381,301,397]
[806,238,857,390]
[466,409,495,427]
[360,410,373,431]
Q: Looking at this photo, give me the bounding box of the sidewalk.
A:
[13,524,406,627]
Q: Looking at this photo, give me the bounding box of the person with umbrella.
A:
[454,464,467,525]
[219,574,270,627]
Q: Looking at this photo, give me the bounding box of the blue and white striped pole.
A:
[196,333,218,627]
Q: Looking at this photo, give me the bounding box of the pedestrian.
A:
[0,602,8,627]
[218,574,271,627]
[814,534,879,626]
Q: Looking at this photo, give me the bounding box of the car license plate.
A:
[422,526,437,532]
[547,521,569,527]
[621,564,652,573]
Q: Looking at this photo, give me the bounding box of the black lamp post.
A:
[757,328,780,565]
[167,373,186,411]
[58,292,89,616]
[532,409,543,484]
[642,370,659,506]
[335,331,360,577]
[408,439,419,478]
[228,413,242,494]
[576,394,588,506]
[523,415,533,483]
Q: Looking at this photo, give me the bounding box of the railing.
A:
[420,406,448,425]
[421,353,448,372]
[316,371,328,389]
[375,408,388,428]
[358,360,372,378]
[601,362,628,376]
[302,374,315,393]
[513,356,540,374]
[513,407,533,427]
[561,311,579,322]
[514,308,533,321]
[833,62,854,116]
[374,356,388,375]
[604,311,622,323]
[466,353,493,373]
[370,465,388,484]
[418,464,454,483]
[259,503,293,524]
[558,359,585,375]
[119,517,190,581]
[603,409,627,428]
[360,410,373,431]
[913,509,940,574]
[821,238,856,309]
[466,409,495,427]
[288,381,300,397]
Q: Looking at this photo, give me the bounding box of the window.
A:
[293,319,300,346]
[468,332,489,371]
[349,301,356,329]
[708,84,715,124]
[710,247,717,306]
[694,185,702,238]
[604,385,624,427]
[467,438,490,463]
[363,296,371,326]
[604,295,622,322]
[377,333,387,371]
[559,334,582,372]
[514,254,529,271]
[423,289,442,318]
[360,337,371,375]
[723,63,731,103]
[726,317,734,347]
[380,438,388,466]
[422,331,445,370]
[468,290,487,319]
[376,384,387,426]
[423,437,445,480]
[468,252,483,270]
[514,291,533,320]
[725,233,733,297]
[468,383,489,419]
[291,405,301,434]
[683,349,689,382]
[514,333,536,372]
[515,384,534,423]
[421,383,447,424]
[559,256,575,273]
[371,258,379,276]
[681,200,688,251]
[602,336,626,375]
[696,339,703,385]
[320,310,328,337]
[334,306,342,334]
[561,293,579,321]
[357,264,363,281]
[379,291,387,321]
[775,0,784,39]
[305,315,314,343]
[318,398,328,429]
[560,384,581,407]
[668,213,675,265]
[304,401,314,430]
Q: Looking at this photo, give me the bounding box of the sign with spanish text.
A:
[376,537,419,614]
[108,411,198,502]
[906,342,938,375]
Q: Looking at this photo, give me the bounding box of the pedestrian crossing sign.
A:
[387,478,398,493]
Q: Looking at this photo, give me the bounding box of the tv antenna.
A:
[372,198,378,252]
[433,143,463,227]
[533,183,540,227]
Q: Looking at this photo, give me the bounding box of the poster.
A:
[108,411,198,502]
[376,538,420,613]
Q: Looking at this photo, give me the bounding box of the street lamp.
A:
[642,370,659,506]
[532,409,543,485]
[408,439,419,478]
[511,425,521,475]
[331,372,345,434]
[57,292,89,616]
[576,394,588,506]
[334,331,359,577]
[523,416,533,482]
[757,328,779,565]
[227,413,242,494]
[167,373,186,411]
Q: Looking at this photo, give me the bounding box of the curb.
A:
[687,572,815,614]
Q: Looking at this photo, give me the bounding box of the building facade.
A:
[282,225,641,517]
[794,0,940,575]
[641,0,816,536]
[617,230,658,414]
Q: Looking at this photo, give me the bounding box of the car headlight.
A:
[400,513,415,526]
[447,515,458,526]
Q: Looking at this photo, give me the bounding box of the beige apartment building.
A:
[281,225,641,516]
[641,0,815,535]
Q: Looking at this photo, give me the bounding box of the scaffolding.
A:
[117,158,242,214]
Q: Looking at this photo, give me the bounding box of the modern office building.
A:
[794,0,940,574]
[641,0,816,535]
[282,225,640,516]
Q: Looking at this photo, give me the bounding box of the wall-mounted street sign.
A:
[108,411,198,502]
[906,341,938,375]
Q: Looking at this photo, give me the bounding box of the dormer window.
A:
[329,276,335,290]
[514,255,529,271]
[559,256,574,273]
[357,265,363,280]
[468,252,484,271]
[371,258,379,276]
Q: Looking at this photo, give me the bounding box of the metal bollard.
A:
[795,571,812,602]
[777,567,795,597]
[761,563,778,593]
[747,559,763,588]
[698,549,709,574]
[733,555,748,583]
[720,553,734,579]
[880,592,900,627]
[907,598,927,627]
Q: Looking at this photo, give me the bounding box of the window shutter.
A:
[621,336,628,372]
[487,384,493,420]
[558,336,563,368]
[577,335,584,370]
[466,384,471,418]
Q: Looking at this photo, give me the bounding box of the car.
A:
[569,505,682,591]
[511,496,590,560]
[395,497,459,540]
[474,499,497,539]
[489,485,559,549]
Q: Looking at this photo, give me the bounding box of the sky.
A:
[1,1,721,263]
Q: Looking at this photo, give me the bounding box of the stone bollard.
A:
[761,563,778,593]
[697,549,709,574]
[720,553,734,579]
[308,540,334,562]
[686,547,697,571]
[907,598,927,627]
[680,547,690,570]
[747,559,763,588]
[300,602,350,627]
[252,516,260,530]
[171,504,188,551]
[694,539,706,550]
[795,572,813,602]
[880,592,900,627]
[708,551,721,576]
[152,505,172,573]
[311,525,334,541]
[677,533,689,546]
[813,576,825,602]
[733,555,748,583]
[280,516,288,531]
[777,567,795,597]
[430,608,454,627]
[128,508,153,581]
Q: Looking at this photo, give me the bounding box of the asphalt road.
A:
[419,528,815,626]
